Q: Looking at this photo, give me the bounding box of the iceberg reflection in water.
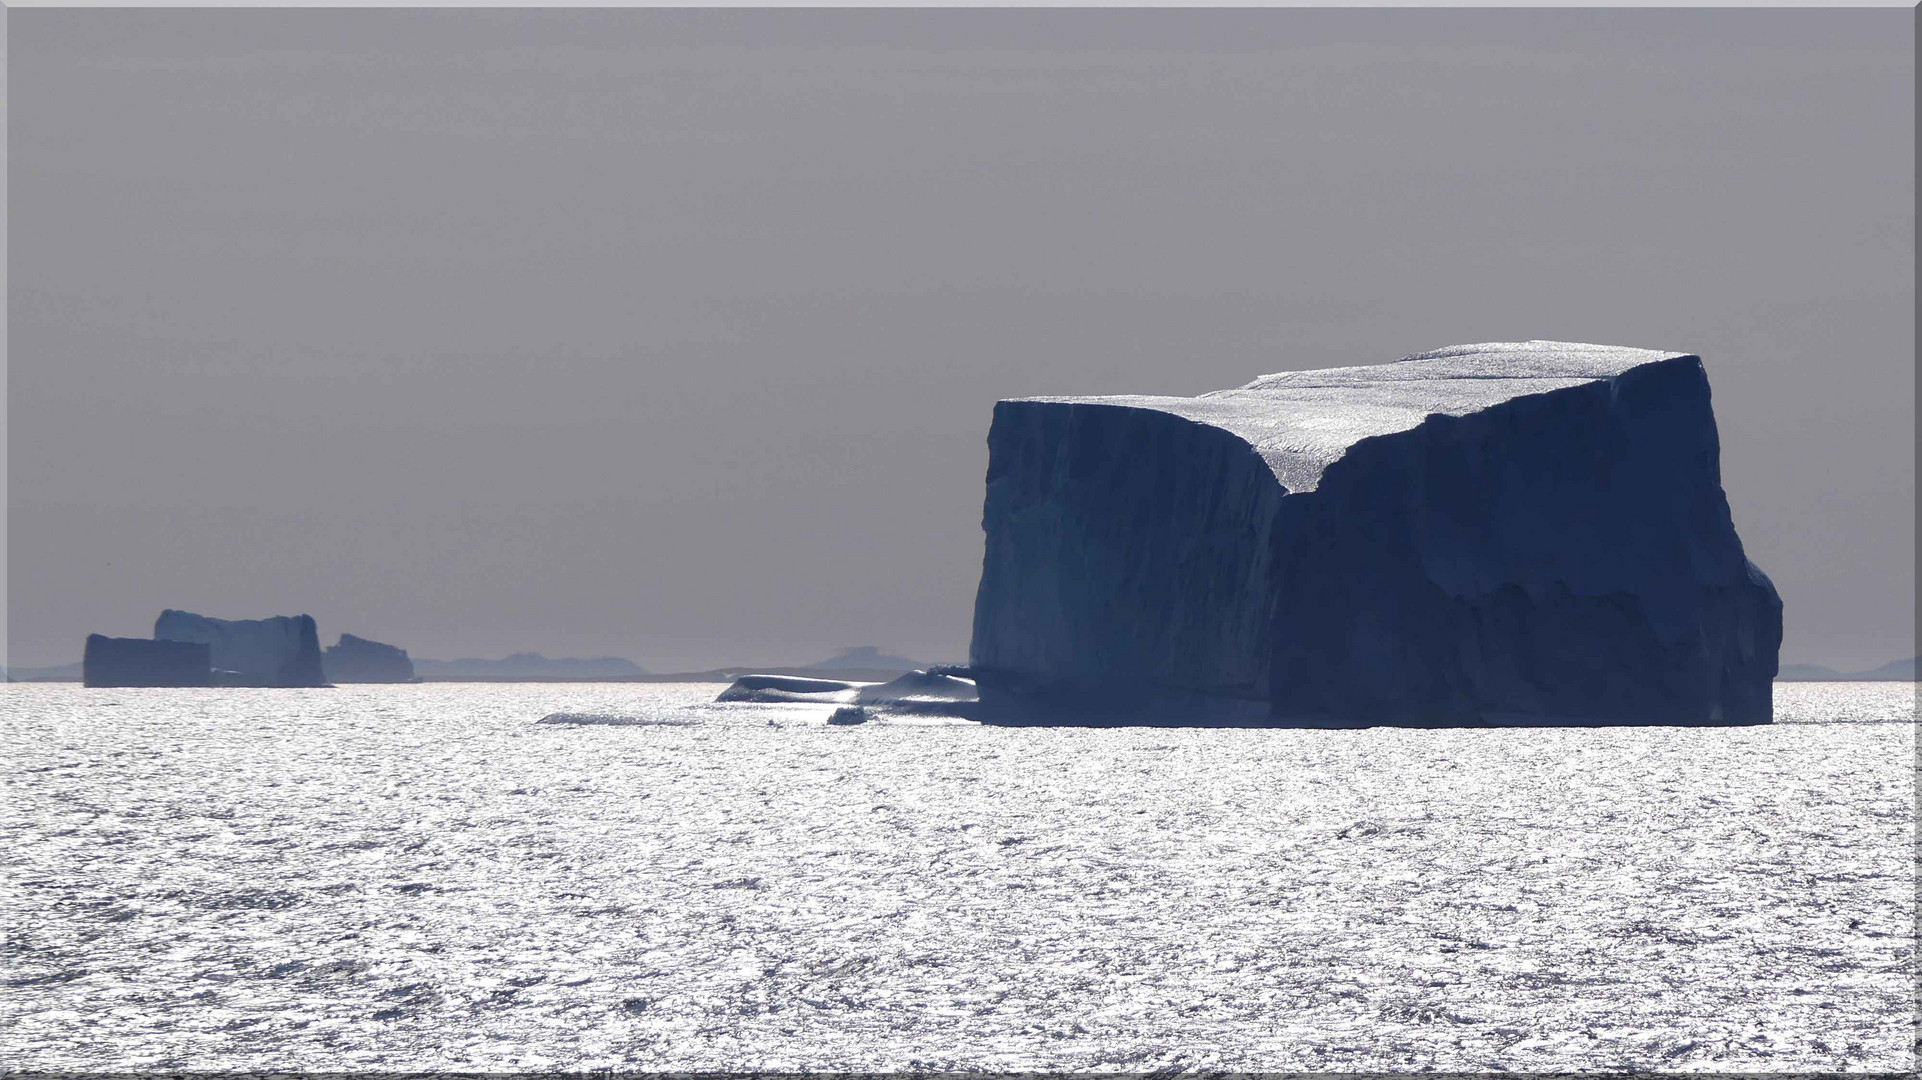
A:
[4,681,1912,1072]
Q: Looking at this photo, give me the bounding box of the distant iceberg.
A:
[969,341,1782,726]
[323,634,416,683]
[82,635,212,688]
[153,610,327,688]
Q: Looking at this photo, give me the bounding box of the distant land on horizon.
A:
[5,643,947,682]
[1,653,651,682]
[805,645,929,671]
[12,649,1911,685]
[635,645,945,684]
[1774,656,1918,682]
[413,653,650,679]
[408,644,942,683]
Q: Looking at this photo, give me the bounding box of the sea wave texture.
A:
[3,681,1914,1072]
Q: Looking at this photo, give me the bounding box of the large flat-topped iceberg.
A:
[970,341,1782,726]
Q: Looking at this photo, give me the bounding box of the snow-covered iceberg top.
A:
[1013,341,1692,495]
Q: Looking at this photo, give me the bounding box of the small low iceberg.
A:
[716,669,979,717]
[853,670,978,713]
[535,712,697,726]
[715,674,864,705]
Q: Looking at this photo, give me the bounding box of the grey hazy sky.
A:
[8,9,1914,671]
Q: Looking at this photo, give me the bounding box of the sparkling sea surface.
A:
[4,681,1915,1073]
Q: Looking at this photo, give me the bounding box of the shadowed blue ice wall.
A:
[970,342,1782,725]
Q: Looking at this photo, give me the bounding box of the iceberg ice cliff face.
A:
[154,610,328,688]
[969,341,1782,726]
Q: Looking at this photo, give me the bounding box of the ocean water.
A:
[3,680,1914,1072]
